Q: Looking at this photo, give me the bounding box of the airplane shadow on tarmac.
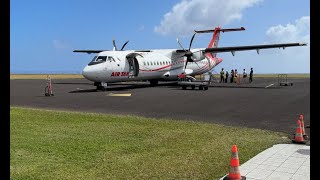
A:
[53,82,93,85]
[68,83,282,93]
[69,82,179,93]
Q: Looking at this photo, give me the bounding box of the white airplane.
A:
[74,26,306,90]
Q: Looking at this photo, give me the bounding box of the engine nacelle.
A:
[191,51,205,61]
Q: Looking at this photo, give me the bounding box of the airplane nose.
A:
[82,66,91,79]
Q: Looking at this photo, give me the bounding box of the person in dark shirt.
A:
[225,71,229,83]
[230,69,234,83]
[249,68,253,83]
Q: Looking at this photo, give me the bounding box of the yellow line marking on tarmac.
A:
[265,84,274,88]
[107,93,132,97]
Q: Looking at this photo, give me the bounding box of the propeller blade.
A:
[112,39,118,51]
[176,38,186,51]
[184,61,188,72]
[188,33,196,51]
[121,40,129,51]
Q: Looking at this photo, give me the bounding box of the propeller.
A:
[112,39,129,51]
[112,39,118,51]
[176,33,197,71]
[120,40,129,50]
[176,32,214,76]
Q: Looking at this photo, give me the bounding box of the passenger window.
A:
[157,62,159,65]
[147,62,149,65]
[143,62,146,66]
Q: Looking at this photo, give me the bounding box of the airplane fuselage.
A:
[82,49,222,83]
[76,26,306,86]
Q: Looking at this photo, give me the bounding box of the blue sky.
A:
[10,0,310,74]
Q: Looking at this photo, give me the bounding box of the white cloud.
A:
[262,16,310,73]
[266,16,310,43]
[53,40,70,49]
[154,0,262,36]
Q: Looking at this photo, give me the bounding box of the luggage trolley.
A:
[278,74,293,86]
[177,72,212,90]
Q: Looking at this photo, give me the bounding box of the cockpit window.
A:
[96,56,107,62]
[88,56,107,66]
[108,56,115,62]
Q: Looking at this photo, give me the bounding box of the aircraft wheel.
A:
[191,85,195,90]
[182,85,187,90]
[199,86,203,90]
[150,80,159,86]
[97,86,107,91]
[204,86,208,90]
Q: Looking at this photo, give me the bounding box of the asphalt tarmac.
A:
[10,77,310,136]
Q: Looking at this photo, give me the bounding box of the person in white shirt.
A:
[243,69,247,83]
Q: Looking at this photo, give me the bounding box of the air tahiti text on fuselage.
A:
[111,72,129,77]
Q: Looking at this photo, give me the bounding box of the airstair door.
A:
[126,53,140,78]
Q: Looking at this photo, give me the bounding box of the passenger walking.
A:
[225,71,229,83]
[220,68,225,83]
[249,68,253,83]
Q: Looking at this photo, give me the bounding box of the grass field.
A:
[10,107,289,179]
[10,73,309,79]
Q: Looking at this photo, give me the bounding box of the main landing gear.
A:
[95,82,107,91]
[149,80,158,86]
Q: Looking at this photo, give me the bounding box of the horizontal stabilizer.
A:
[195,27,245,33]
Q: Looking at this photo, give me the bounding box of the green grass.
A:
[10,107,289,179]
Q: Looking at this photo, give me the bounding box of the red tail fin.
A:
[194,27,245,66]
[208,27,221,48]
[195,26,245,49]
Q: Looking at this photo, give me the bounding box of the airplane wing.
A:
[73,50,109,54]
[73,50,152,53]
[203,43,307,55]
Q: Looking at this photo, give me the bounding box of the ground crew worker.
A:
[234,69,238,83]
[230,69,234,83]
[220,68,225,83]
[225,71,229,83]
[249,67,253,83]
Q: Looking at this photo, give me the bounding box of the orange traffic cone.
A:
[292,120,306,144]
[223,145,246,180]
[299,114,308,140]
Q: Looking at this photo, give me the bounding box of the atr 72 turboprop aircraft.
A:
[74,26,306,90]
